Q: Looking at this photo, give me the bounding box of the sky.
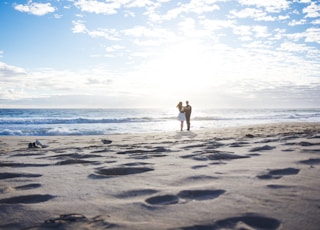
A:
[0,0,320,109]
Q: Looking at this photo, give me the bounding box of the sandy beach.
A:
[0,122,320,230]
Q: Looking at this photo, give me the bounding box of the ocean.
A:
[0,108,319,136]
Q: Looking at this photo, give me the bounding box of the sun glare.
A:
[135,40,220,95]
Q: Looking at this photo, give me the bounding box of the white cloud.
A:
[229,8,276,21]
[88,28,120,40]
[72,20,87,33]
[233,24,252,34]
[106,45,125,52]
[0,88,28,101]
[72,20,120,40]
[0,62,26,77]
[145,0,220,22]
[0,65,124,104]
[286,32,305,42]
[238,0,290,12]
[277,41,312,52]
[231,7,290,21]
[178,0,220,14]
[271,28,287,41]
[304,27,320,44]
[311,19,320,24]
[232,25,252,41]
[278,15,290,20]
[303,2,320,18]
[74,0,120,14]
[14,1,55,16]
[295,0,311,3]
[201,19,235,30]
[288,19,308,26]
[73,0,151,15]
[126,0,153,8]
[54,14,62,19]
[252,25,270,38]
[123,26,176,46]
[231,25,270,40]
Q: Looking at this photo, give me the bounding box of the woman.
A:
[176,101,186,131]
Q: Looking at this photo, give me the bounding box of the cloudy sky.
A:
[0,0,320,108]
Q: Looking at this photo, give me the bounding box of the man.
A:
[184,100,192,131]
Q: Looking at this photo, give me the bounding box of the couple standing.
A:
[177,101,192,131]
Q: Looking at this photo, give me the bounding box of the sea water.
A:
[0,108,319,136]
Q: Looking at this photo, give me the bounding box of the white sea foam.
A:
[0,108,319,136]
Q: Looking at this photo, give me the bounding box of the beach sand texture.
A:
[0,122,320,230]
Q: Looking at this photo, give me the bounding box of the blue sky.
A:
[0,0,320,108]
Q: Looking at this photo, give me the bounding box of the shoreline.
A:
[1,121,320,229]
[1,121,320,148]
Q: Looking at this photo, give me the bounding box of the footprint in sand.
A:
[0,172,42,180]
[50,153,102,159]
[257,167,300,179]
[145,194,179,205]
[29,214,116,229]
[116,147,169,159]
[115,189,159,198]
[15,183,42,190]
[11,152,46,157]
[49,153,106,165]
[177,189,225,201]
[284,141,320,147]
[299,141,319,146]
[267,184,295,189]
[117,146,171,155]
[185,175,219,181]
[301,149,320,154]
[247,153,261,157]
[121,162,153,167]
[249,145,276,152]
[0,184,40,193]
[256,138,279,144]
[90,149,112,154]
[192,165,208,169]
[204,141,225,150]
[181,151,249,161]
[90,166,154,178]
[229,141,250,147]
[181,214,281,230]
[0,194,55,204]
[55,159,98,165]
[0,162,50,167]
[299,158,320,166]
[145,189,225,206]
